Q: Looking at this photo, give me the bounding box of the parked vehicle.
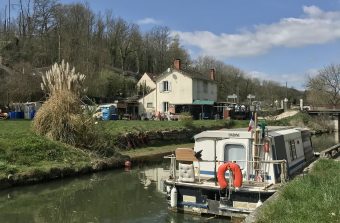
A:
[93,104,118,120]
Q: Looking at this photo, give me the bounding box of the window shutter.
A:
[168,82,172,92]
[159,82,163,92]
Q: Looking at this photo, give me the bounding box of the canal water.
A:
[0,163,227,223]
[0,132,337,223]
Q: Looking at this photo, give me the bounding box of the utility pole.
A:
[4,5,7,32]
[58,33,61,62]
[8,0,10,32]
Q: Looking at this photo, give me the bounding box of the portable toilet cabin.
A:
[24,102,42,119]
[9,103,24,119]
[98,104,118,120]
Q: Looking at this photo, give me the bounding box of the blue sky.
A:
[11,0,340,90]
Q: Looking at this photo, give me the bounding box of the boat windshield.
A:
[224,144,246,169]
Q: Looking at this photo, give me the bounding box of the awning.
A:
[192,100,215,105]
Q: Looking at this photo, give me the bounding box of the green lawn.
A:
[256,159,340,223]
[0,119,247,179]
[0,121,90,178]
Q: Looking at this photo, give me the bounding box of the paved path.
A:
[265,110,299,120]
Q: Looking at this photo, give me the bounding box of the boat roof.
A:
[194,126,304,140]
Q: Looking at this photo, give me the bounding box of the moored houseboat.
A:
[164,125,314,218]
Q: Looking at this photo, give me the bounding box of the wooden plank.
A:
[175,148,198,161]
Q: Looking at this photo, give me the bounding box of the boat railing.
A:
[164,154,287,184]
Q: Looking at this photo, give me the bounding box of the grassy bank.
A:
[267,111,334,132]
[102,119,248,136]
[0,121,91,179]
[256,159,340,223]
[121,142,194,158]
[0,119,246,186]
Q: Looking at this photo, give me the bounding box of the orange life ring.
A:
[217,162,243,189]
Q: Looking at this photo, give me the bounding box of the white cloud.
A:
[136,17,161,25]
[247,70,309,90]
[171,6,340,59]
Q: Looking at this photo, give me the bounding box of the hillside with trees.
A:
[0,0,302,106]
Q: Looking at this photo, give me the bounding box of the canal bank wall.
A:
[115,127,216,150]
[0,156,128,190]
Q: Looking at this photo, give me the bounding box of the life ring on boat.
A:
[217,162,243,189]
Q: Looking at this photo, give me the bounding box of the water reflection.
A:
[0,164,228,223]
[311,132,339,152]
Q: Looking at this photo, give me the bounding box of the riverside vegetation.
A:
[0,109,334,187]
[0,119,246,185]
[256,159,340,223]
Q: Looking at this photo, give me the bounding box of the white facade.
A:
[137,60,218,115]
[137,72,156,90]
[138,90,156,115]
[155,70,217,113]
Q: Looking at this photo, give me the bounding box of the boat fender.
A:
[166,185,171,193]
[170,187,177,208]
[264,142,270,153]
[217,162,243,189]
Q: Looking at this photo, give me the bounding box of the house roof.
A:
[137,72,159,84]
[192,100,215,105]
[145,73,159,82]
[157,67,215,82]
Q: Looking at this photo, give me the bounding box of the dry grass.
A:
[33,90,94,146]
[32,61,117,157]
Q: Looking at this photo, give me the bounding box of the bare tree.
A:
[307,64,340,108]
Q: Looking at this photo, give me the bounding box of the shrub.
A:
[179,112,194,128]
[33,60,117,157]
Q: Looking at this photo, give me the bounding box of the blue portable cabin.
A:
[24,102,42,119]
[98,104,118,120]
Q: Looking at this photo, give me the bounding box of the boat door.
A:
[222,139,249,180]
[224,143,247,169]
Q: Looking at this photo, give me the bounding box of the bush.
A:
[33,61,118,157]
[179,112,194,128]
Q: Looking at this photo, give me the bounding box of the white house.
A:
[138,59,218,119]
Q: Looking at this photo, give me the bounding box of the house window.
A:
[289,140,297,161]
[159,81,171,92]
[147,103,153,108]
[163,102,169,112]
[163,81,169,91]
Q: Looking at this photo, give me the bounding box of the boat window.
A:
[224,144,246,169]
[289,140,297,161]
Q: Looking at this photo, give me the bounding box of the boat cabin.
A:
[193,126,313,184]
[164,126,314,218]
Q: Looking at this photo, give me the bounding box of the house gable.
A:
[137,72,156,90]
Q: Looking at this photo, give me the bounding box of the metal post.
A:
[8,0,10,31]
[337,114,340,143]
[214,139,217,186]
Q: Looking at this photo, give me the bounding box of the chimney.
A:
[210,68,216,81]
[174,59,181,70]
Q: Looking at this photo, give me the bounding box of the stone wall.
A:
[115,128,207,150]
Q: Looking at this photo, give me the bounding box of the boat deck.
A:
[165,177,280,193]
